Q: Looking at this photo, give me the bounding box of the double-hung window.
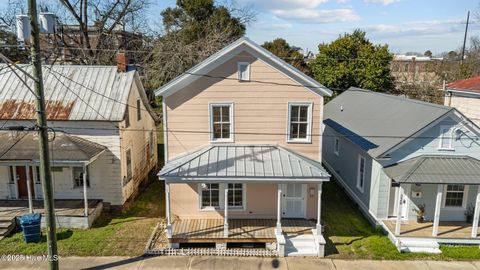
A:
[210,103,233,142]
[201,183,220,209]
[357,155,366,192]
[125,149,132,185]
[136,99,142,121]
[73,166,90,188]
[334,136,340,156]
[439,126,454,150]
[444,184,467,208]
[288,102,312,142]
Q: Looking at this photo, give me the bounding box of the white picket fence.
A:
[145,248,278,257]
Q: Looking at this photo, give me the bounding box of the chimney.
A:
[117,52,128,72]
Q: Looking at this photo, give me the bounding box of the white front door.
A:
[390,186,409,219]
[281,183,306,218]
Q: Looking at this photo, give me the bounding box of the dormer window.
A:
[439,126,454,150]
[237,62,250,81]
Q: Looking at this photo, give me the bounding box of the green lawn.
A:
[0,180,165,256]
[323,179,480,260]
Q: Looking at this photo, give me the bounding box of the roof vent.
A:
[340,105,344,112]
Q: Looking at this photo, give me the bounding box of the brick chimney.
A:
[117,52,128,72]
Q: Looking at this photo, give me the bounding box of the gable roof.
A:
[0,64,140,121]
[155,37,332,97]
[383,155,480,185]
[323,88,453,158]
[158,144,330,183]
[447,75,480,94]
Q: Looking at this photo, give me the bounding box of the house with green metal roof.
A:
[323,87,480,253]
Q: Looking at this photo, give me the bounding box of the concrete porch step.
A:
[285,234,318,257]
[399,238,441,254]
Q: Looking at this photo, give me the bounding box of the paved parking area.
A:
[1,256,480,270]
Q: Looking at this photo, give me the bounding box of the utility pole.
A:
[461,11,470,64]
[27,0,59,269]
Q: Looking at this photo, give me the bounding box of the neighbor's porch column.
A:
[432,184,444,237]
[25,164,33,214]
[276,184,282,234]
[165,182,172,238]
[471,185,480,238]
[395,184,403,236]
[83,165,88,217]
[316,182,323,235]
[224,187,229,238]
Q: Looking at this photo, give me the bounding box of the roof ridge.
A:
[348,87,452,111]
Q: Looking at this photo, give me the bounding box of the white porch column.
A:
[83,165,88,217]
[432,184,444,237]
[316,182,323,235]
[471,185,480,238]
[224,187,228,238]
[276,184,282,234]
[25,165,33,214]
[165,182,172,238]
[395,184,402,236]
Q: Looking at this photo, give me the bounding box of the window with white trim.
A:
[201,183,220,209]
[444,184,467,208]
[210,104,233,141]
[228,183,244,208]
[357,156,366,192]
[334,136,340,156]
[237,62,250,81]
[73,166,90,188]
[439,126,454,150]
[288,103,312,142]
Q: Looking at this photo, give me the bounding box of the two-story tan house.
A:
[156,37,332,257]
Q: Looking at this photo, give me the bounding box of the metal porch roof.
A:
[0,131,106,163]
[383,155,480,185]
[158,145,330,183]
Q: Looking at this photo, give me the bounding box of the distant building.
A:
[390,55,443,87]
[444,75,480,127]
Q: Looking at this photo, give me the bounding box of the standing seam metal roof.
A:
[323,88,453,158]
[0,64,135,121]
[383,155,480,184]
[158,145,330,182]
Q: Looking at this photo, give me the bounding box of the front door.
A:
[16,166,34,199]
[281,183,306,218]
[389,186,408,219]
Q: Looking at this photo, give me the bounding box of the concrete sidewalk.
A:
[1,256,479,270]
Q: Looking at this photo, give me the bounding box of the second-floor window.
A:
[125,106,130,128]
[237,62,250,81]
[357,155,366,192]
[210,103,233,142]
[136,99,142,121]
[287,102,312,142]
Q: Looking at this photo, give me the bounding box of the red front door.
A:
[16,166,35,199]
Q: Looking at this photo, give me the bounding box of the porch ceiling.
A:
[384,155,480,185]
[158,145,330,183]
[0,131,106,164]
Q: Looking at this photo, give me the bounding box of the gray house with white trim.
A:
[323,88,480,253]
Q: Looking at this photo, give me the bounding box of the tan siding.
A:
[165,51,323,161]
[447,95,480,127]
[120,79,158,204]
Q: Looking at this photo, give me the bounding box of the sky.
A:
[2,0,478,55]
[150,0,480,55]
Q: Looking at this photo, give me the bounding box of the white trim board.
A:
[154,37,332,98]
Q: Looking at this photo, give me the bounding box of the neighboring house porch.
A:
[158,145,330,257]
[381,155,480,253]
[0,132,106,230]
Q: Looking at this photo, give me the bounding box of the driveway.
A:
[1,256,479,270]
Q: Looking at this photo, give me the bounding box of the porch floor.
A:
[172,219,316,242]
[0,199,101,219]
[384,220,479,239]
